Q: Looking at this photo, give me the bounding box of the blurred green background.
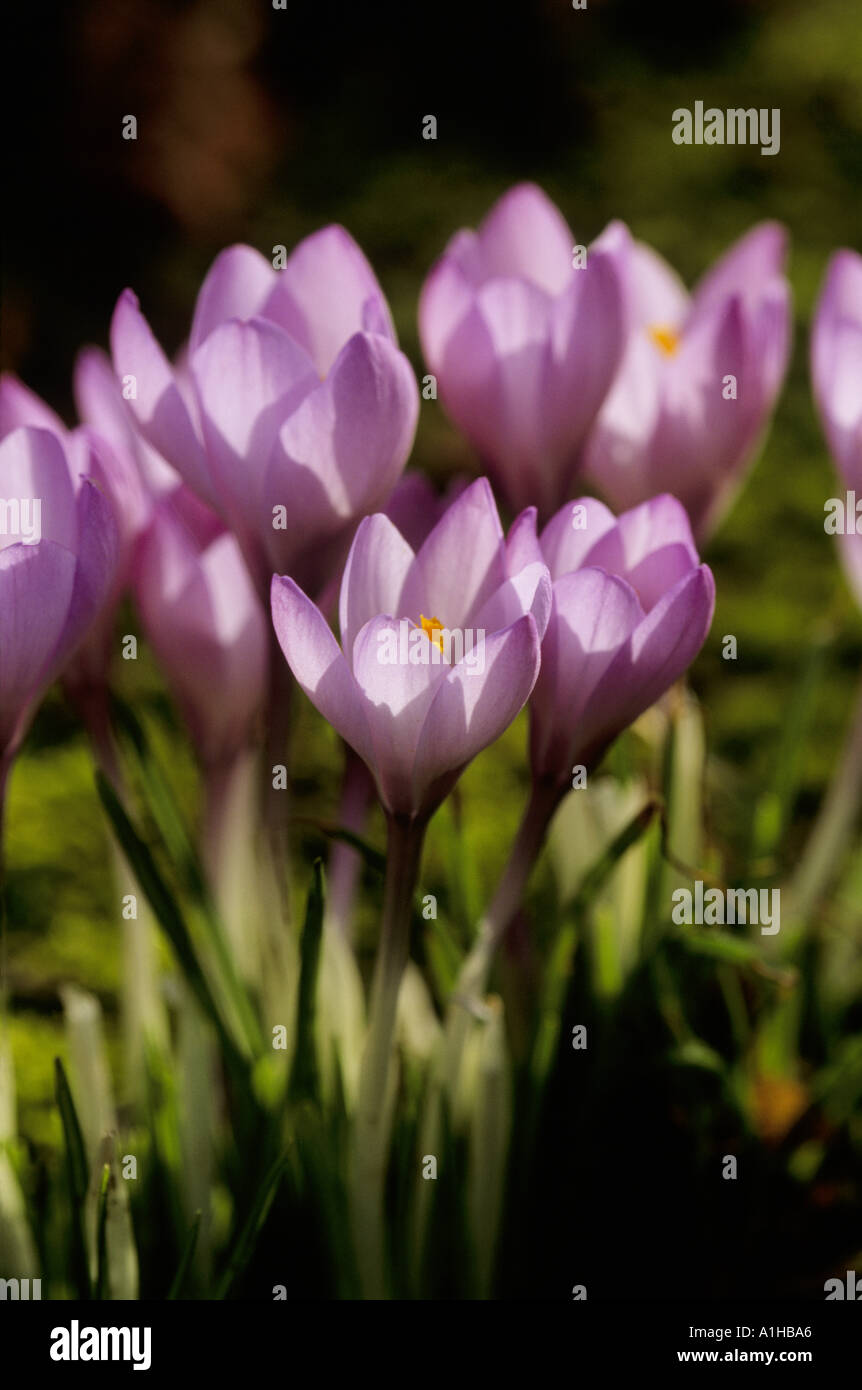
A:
[3,0,861,1297]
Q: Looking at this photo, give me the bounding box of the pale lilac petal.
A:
[0,375,66,438]
[582,494,699,609]
[263,225,397,376]
[581,565,716,762]
[110,290,213,505]
[539,497,616,581]
[628,241,690,330]
[0,427,77,551]
[50,478,120,676]
[262,332,418,574]
[338,513,416,662]
[475,183,574,296]
[472,562,551,641]
[530,569,643,776]
[412,614,541,811]
[0,544,76,751]
[400,478,507,630]
[350,615,445,814]
[190,316,319,540]
[691,222,787,320]
[189,245,277,353]
[270,574,375,772]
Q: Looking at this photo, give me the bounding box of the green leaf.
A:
[215,1151,292,1299]
[54,1058,88,1205]
[95,1162,110,1300]
[316,824,386,876]
[95,771,247,1072]
[289,860,325,1103]
[570,800,659,912]
[676,930,762,966]
[167,1211,202,1300]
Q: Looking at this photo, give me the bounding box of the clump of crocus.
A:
[0,425,119,826]
[271,477,550,1297]
[419,183,629,520]
[111,230,420,598]
[584,223,791,540]
[457,493,715,1001]
[811,249,862,606]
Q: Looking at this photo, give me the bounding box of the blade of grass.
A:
[289,860,325,1103]
[215,1151,292,1299]
[167,1211,202,1300]
[94,1162,110,1300]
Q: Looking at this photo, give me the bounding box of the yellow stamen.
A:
[648,324,680,356]
[420,614,446,652]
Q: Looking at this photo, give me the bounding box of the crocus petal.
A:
[0,375,66,438]
[581,564,716,762]
[189,245,277,353]
[263,225,397,377]
[0,427,77,551]
[412,614,541,812]
[49,478,120,677]
[475,183,574,296]
[110,289,214,505]
[812,250,862,485]
[539,497,617,581]
[262,332,418,575]
[581,493,699,610]
[530,568,643,776]
[338,513,416,662]
[191,316,319,544]
[0,543,76,752]
[270,574,375,772]
[628,241,690,331]
[351,615,446,814]
[691,222,787,321]
[400,477,507,630]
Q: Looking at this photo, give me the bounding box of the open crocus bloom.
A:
[271,479,550,819]
[419,183,629,520]
[584,223,791,540]
[811,249,862,606]
[111,229,419,597]
[135,486,268,768]
[0,426,118,777]
[530,494,715,783]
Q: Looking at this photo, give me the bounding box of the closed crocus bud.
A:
[0,366,151,692]
[530,495,715,787]
[811,250,862,605]
[0,426,119,790]
[419,183,630,521]
[271,478,550,821]
[134,487,268,769]
[111,231,420,599]
[584,223,792,541]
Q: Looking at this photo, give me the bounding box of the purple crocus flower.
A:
[0,365,150,694]
[111,230,420,597]
[584,223,791,540]
[530,494,715,785]
[271,478,549,821]
[811,249,862,605]
[0,425,118,804]
[419,183,629,521]
[134,486,268,769]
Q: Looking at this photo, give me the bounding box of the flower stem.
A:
[790,670,862,925]
[351,811,426,1298]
